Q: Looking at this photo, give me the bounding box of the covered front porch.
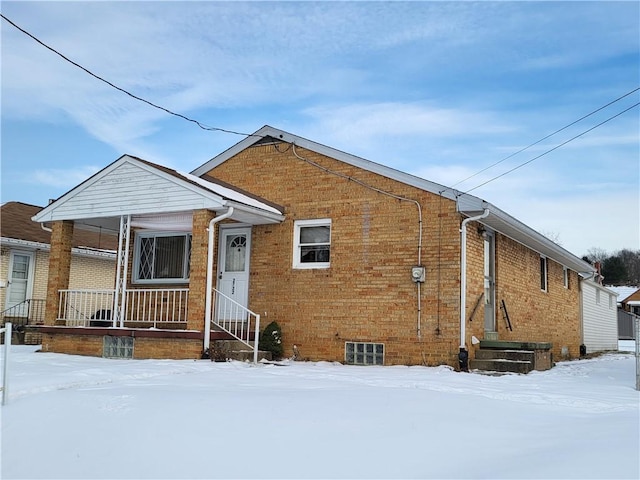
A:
[32,155,284,360]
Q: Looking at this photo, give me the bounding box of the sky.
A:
[1,1,639,258]
[1,344,639,479]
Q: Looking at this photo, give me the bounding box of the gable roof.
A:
[192,125,594,275]
[1,201,118,252]
[32,155,285,230]
[606,285,640,303]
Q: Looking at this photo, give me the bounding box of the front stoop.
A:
[210,339,272,363]
[470,341,553,374]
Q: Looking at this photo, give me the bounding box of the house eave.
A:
[1,236,117,259]
[457,197,594,275]
[191,125,461,202]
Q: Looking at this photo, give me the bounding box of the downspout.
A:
[459,208,490,371]
[203,206,234,353]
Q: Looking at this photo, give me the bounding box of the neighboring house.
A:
[1,201,118,342]
[607,285,640,340]
[580,278,618,353]
[31,126,595,370]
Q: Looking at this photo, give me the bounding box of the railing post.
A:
[253,314,260,364]
[2,322,12,406]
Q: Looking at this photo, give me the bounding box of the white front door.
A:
[5,251,35,316]
[216,226,251,319]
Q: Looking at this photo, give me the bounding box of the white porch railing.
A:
[58,288,189,328]
[126,289,189,326]
[59,289,115,327]
[213,288,260,363]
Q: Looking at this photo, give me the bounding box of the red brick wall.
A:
[207,142,583,365]
[465,231,582,360]
[208,143,464,366]
[40,333,202,359]
[44,221,74,325]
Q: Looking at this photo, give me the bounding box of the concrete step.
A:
[209,339,272,363]
[475,349,534,362]
[470,358,534,374]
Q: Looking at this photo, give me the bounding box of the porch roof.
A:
[32,155,285,232]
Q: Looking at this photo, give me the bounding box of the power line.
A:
[0,13,256,138]
[462,101,640,194]
[451,87,640,188]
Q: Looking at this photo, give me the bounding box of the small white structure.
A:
[581,278,618,353]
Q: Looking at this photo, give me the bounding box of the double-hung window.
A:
[134,232,192,283]
[293,219,331,269]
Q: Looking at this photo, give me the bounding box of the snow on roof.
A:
[177,171,282,215]
[605,285,639,302]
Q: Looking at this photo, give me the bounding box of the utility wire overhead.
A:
[462,101,640,194]
[0,13,257,138]
[3,13,638,198]
[450,87,640,188]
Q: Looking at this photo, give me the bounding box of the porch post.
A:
[112,215,131,328]
[187,209,216,334]
[44,220,74,326]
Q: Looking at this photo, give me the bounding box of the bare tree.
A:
[617,249,640,285]
[584,247,609,264]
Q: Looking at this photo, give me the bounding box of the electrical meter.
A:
[411,266,426,283]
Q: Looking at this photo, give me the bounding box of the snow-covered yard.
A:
[1,344,638,480]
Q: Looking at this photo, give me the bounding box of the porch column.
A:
[44,220,74,326]
[187,209,216,332]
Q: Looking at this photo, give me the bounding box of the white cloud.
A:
[32,166,102,189]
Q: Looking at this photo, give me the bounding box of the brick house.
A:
[31,126,595,369]
[1,201,117,343]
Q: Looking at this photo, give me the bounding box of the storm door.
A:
[483,231,496,333]
[216,226,251,320]
[5,251,35,316]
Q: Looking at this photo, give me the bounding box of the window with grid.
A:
[134,232,191,283]
[293,219,331,269]
[345,342,384,365]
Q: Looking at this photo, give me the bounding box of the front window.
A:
[293,219,331,269]
[134,232,191,283]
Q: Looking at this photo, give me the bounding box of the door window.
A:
[225,235,247,272]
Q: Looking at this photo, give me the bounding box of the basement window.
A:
[345,342,384,366]
[103,336,134,359]
[293,219,331,269]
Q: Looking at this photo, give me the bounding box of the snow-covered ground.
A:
[1,343,638,480]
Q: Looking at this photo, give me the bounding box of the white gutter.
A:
[460,208,490,349]
[203,207,234,352]
[1,236,116,259]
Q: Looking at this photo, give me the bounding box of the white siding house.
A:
[581,279,618,353]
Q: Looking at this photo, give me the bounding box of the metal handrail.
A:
[213,288,260,363]
[0,299,46,329]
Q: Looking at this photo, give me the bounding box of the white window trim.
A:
[563,267,569,289]
[293,219,331,269]
[540,256,548,292]
[133,231,191,284]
